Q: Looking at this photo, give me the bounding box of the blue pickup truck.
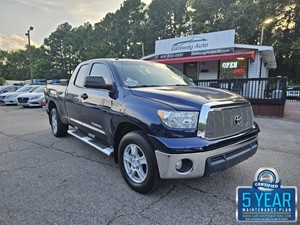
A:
[45,59,259,193]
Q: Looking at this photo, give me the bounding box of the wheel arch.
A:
[48,100,57,124]
[113,122,145,163]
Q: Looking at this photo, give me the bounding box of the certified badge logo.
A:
[236,168,297,222]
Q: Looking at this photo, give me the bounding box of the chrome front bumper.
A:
[155,136,258,179]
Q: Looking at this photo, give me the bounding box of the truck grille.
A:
[18,97,29,103]
[198,102,253,140]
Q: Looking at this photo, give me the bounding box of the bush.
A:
[0,77,6,85]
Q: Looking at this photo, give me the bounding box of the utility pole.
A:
[25,26,34,84]
[260,18,273,45]
[189,18,193,35]
[137,42,145,58]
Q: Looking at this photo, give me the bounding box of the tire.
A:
[50,108,68,137]
[118,131,160,194]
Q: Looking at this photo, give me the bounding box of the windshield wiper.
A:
[129,85,163,88]
[165,84,188,86]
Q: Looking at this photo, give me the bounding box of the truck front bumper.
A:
[154,135,258,179]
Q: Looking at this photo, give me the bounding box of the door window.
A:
[90,63,113,85]
[184,62,198,80]
[74,64,89,87]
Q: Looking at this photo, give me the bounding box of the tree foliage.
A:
[0,0,299,83]
[0,76,5,85]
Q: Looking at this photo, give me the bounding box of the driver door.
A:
[80,62,114,145]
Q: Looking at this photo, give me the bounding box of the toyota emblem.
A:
[234,115,242,126]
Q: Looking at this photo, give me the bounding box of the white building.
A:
[143,29,277,81]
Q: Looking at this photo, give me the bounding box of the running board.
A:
[67,129,114,157]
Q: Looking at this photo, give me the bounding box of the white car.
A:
[0,85,21,94]
[17,86,46,107]
[0,85,41,105]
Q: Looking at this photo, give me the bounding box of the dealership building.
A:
[143,29,277,81]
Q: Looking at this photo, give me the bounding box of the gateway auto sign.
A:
[155,29,235,59]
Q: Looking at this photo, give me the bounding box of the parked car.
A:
[47,79,69,85]
[0,85,21,94]
[0,85,41,105]
[287,86,300,100]
[17,86,46,107]
[45,59,259,194]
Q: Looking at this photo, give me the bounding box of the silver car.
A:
[0,85,41,105]
[17,86,45,107]
[0,85,21,94]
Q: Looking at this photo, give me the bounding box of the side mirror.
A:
[84,76,114,91]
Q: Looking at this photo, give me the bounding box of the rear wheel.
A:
[118,131,159,194]
[50,108,68,137]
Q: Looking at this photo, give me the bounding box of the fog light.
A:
[175,160,182,170]
[175,159,193,173]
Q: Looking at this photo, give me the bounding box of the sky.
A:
[0,0,152,51]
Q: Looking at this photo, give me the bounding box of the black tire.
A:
[118,131,160,194]
[50,108,68,137]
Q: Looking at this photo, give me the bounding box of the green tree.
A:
[0,76,6,85]
[267,0,300,83]
[0,50,8,78]
[64,22,94,62]
[92,13,118,58]
[32,46,53,79]
[3,49,30,80]
[146,0,190,54]
[43,22,74,79]
[104,0,147,58]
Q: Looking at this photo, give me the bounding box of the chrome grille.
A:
[17,97,29,103]
[198,102,253,140]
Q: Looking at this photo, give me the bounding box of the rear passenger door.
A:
[80,62,114,144]
[65,63,89,129]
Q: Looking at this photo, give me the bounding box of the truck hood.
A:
[130,86,246,110]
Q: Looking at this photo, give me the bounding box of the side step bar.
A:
[67,129,114,157]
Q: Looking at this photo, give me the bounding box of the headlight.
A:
[30,96,39,100]
[157,110,199,129]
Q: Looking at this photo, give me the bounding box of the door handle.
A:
[81,93,88,100]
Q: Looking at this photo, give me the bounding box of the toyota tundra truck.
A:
[45,58,259,194]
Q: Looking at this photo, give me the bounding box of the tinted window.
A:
[90,63,112,85]
[75,64,89,87]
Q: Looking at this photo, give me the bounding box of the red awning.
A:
[151,51,256,64]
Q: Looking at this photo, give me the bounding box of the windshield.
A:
[112,61,194,87]
[32,86,45,93]
[16,86,33,92]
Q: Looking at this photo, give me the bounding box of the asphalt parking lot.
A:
[0,106,299,225]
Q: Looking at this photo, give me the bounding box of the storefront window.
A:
[219,58,248,79]
[184,62,198,80]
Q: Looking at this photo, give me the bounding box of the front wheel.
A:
[50,108,68,137]
[118,131,160,194]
